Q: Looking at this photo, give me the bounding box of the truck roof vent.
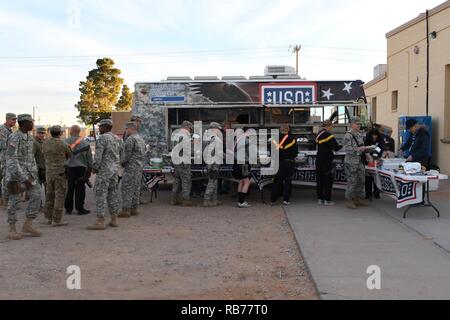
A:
[222,76,247,80]
[249,76,274,80]
[194,76,220,81]
[166,76,192,81]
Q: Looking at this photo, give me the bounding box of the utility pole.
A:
[289,45,302,75]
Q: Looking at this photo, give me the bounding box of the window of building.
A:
[371,97,377,122]
[391,91,398,112]
[445,65,450,138]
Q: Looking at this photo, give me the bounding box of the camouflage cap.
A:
[49,125,62,134]
[36,127,47,133]
[209,122,222,130]
[349,116,361,124]
[124,122,137,129]
[6,113,17,120]
[17,114,33,122]
[182,120,194,131]
[99,119,113,126]
[130,115,142,122]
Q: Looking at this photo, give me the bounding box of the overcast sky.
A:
[0,0,445,126]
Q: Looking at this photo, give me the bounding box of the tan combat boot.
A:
[181,200,195,207]
[170,195,182,206]
[87,217,106,230]
[346,200,358,210]
[8,224,22,241]
[354,198,369,207]
[210,200,223,207]
[52,211,68,227]
[108,215,119,228]
[52,220,69,227]
[130,208,140,216]
[203,200,211,208]
[118,209,131,218]
[22,218,42,237]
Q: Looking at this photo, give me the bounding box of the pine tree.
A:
[115,84,133,111]
[76,57,124,125]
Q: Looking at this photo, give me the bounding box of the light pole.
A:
[289,45,302,75]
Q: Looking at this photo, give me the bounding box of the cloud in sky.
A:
[0,0,445,125]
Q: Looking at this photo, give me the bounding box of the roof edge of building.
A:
[385,0,450,39]
[364,72,388,89]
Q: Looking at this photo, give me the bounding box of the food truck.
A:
[132,65,370,191]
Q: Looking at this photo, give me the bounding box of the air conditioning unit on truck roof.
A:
[264,65,297,77]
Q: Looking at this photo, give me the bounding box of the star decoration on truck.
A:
[321,88,334,101]
[343,82,353,94]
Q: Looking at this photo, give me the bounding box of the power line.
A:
[0,44,386,62]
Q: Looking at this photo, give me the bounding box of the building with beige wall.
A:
[365,0,450,174]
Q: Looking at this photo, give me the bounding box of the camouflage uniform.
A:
[204,135,223,202]
[33,136,46,184]
[42,136,71,223]
[4,130,41,224]
[172,129,192,201]
[343,129,366,200]
[121,132,146,210]
[93,131,122,218]
[0,124,13,201]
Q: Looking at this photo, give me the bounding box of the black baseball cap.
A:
[405,119,418,130]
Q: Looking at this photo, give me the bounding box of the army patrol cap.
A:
[99,119,113,126]
[349,116,361,124]
[17,114,34,122]
[322,120,332,127]
[130,115,142,122]
[209,122,222,130]
[182,120,194,131]
[6,113,17,120]
[124,122,137,129]
[36,127,47,134]
[49,125,62,134]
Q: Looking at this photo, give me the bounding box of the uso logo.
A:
[260,83,317,105]
[379,174,397,195]
[396,180,416,202]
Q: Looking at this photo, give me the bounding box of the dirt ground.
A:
[0,185,318,300]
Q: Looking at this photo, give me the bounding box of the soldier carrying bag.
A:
[351,134,368,165]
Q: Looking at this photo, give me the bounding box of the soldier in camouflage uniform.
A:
[342,116,371,209]
[0,113,17,207]
[42,126,72,226]
[4,114,42,240]
[203,122,224,207]
[34,127,47,212]
[88,119,123,230]
[118,122,146,218]
[34,127,47,185]
[171,121,194,207]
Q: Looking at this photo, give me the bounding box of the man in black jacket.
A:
[401,119,430,169]
[316,120,343,206]
[270,124,298,206]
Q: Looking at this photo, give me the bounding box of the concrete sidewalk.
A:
[284,181,450,300]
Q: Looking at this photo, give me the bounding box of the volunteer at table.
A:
[401,119,431,169]
[364,128,385,200]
